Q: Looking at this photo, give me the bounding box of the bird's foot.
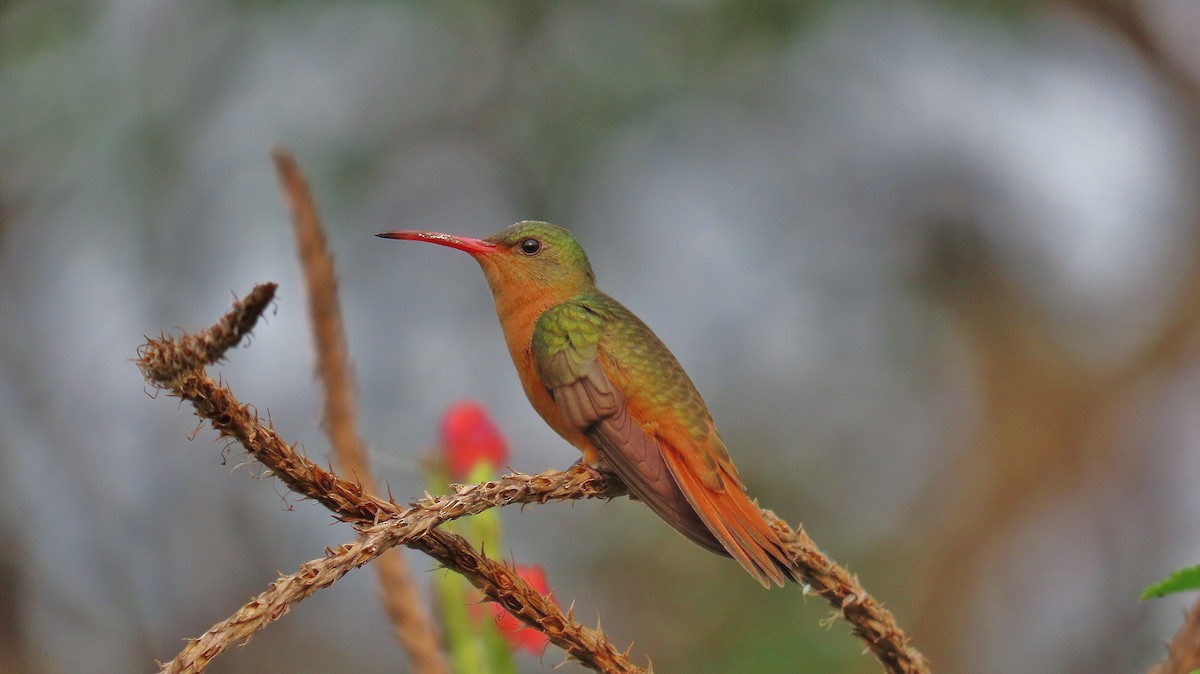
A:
[567,459,635,499]
[568,458,626,489]
[568,457,605,480]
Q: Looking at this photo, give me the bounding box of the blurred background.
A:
[3,0,1200,672]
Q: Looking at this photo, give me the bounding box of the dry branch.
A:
[138,286,646,674]
[157,500,644,674]
[139,282,927,674]
[418,528,648,674]
[1149,596,1200,674]
[137,282,277,387]
[271,148,364,477]
[141,141,929,670]
[159,525,407,674]
[770,511,927,673]
[271,147,448,674]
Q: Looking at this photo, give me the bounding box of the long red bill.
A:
[375,230,498,255]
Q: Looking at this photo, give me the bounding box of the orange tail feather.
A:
[660,447,797,588]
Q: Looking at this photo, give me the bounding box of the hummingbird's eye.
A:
[519,238,542,255]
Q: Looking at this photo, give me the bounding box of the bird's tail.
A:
[660,446,799,588]
[583,398,797,587]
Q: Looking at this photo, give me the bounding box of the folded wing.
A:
[533,299,796,587]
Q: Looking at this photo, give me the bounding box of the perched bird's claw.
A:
[569,458,627,491]
[568,459,638,500]
[569,457,603,478]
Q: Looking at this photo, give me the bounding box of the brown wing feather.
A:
[533,299,797,586]
[550,358,728,556]
[549,358,797,586]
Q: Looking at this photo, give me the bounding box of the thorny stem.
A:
[271,148,448,674]
[770,513,927,672]
[1149,595,1200,674]
[140,285,646,674]
[139,284,928,674]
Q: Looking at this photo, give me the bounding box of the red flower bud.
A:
[439,401,508,479]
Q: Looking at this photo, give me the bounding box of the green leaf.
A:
[1142,564,1200,599]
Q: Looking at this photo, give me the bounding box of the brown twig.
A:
[136,283,277,387]
[270,149,365,479]
[271,157,925,671]
[768,511,928,673]
[144,370,396,525]
[158,381,918,674]
[270,147,449,674]
[418,528,647,674]
[165,360,912,671]
[142,283,930,674]
[159,524,407,674]
[157,510,644,674]
[139,284,925,674]
[1149,596,1200,674]
[138,287,646,674]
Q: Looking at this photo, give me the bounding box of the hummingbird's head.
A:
[377,221,596,300]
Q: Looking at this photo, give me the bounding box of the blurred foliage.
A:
[922,0,1039,19]
[3,0,1200,672]
[0,0,91,61]
[1144,564,1200,600]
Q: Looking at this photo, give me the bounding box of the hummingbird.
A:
[378,221,798,587]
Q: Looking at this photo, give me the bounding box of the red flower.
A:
[492,565,552,655]
[439,401,509,479]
